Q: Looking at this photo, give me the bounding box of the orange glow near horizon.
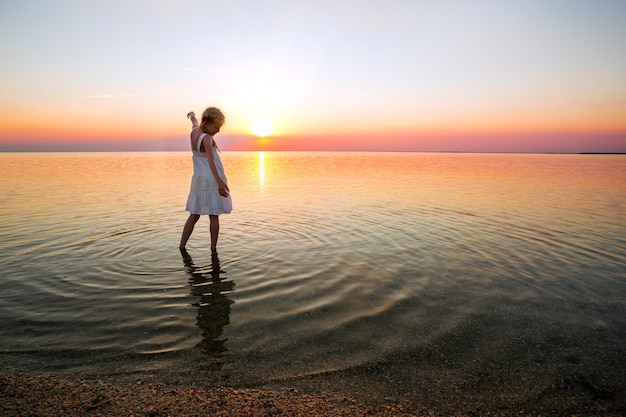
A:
[1,92,625,151]
[0,114,182,143]
[2,123,625,153]
[3,117,625,141]
[255,137,274,148]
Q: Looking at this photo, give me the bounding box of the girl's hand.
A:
[218,181,230,197]
[187,111,199,128]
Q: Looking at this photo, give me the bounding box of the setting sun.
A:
[251,119,274,138]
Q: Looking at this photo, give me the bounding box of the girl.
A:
[180,107,232,253]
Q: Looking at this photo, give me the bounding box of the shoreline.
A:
[2,313,625,416]
[2,359,625,417]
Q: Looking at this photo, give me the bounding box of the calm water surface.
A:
[1,151,624,385]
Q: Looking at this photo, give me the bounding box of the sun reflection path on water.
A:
[258,151,265,192]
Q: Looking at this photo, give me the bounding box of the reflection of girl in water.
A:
[181,249,234,362]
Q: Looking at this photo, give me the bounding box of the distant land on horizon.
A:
[2,150,625,155]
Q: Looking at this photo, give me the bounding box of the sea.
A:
[1,151,624,393]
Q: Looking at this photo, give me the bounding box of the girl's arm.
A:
[205,141,230,197]
[187,111,199,129]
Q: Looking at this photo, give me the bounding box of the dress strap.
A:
[197,133,219,152]
[197,133,208,151]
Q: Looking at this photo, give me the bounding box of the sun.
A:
[251,119,274,137]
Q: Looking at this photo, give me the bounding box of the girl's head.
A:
[200,107,225,135]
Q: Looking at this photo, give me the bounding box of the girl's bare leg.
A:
[180,214,200,248]
[209,215,220,253]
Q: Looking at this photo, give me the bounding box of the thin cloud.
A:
[67,93,137,99]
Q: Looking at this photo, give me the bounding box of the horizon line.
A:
[1,149,624,155]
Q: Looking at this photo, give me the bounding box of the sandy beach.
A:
[2,358,625,417]
[1,371,416,417]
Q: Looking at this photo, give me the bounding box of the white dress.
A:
[185,132,232,215]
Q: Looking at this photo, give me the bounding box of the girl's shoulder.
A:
[190,128,206,141]
[190,128,202,151]
[191,129,213,152]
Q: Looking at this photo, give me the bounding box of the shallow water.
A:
[1,151,624,385]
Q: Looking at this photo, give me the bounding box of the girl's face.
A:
[207,124,222,136]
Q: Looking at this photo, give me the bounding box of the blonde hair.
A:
[200,107,225,134]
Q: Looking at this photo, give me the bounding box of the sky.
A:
[1,0,625,152]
